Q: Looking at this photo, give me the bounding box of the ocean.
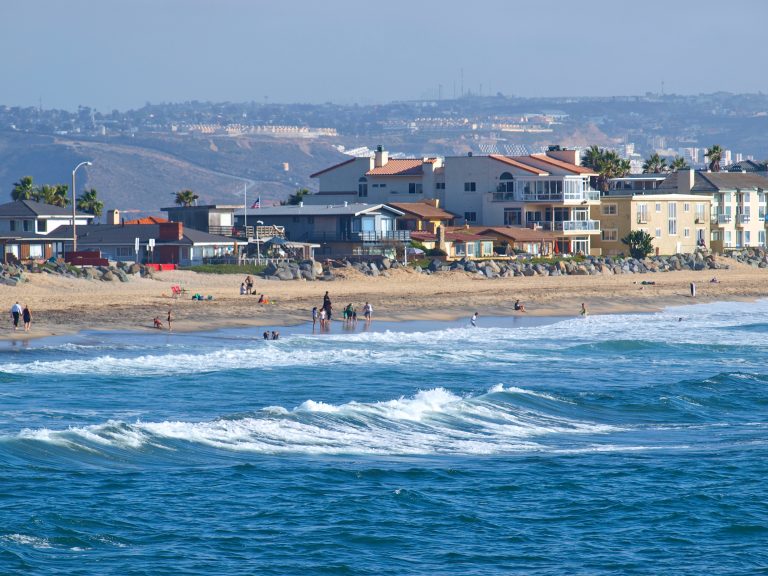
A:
[1,300,767,575]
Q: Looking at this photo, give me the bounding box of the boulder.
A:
[101,270,115,281]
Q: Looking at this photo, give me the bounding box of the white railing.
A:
[737,214,751,225]
[717,214,732,224]
[556,220,601,232]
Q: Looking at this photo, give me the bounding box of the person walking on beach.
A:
[690,282,696,298]
[363,302,372,322]
[167,307,173,331]
[312,306,318,328]
[10,302,22,331]
[22,304,31,332]
[580,303,588,317]
[323,291,333,321]
[471,312,478,327]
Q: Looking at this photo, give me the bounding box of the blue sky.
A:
[1,0,764,111]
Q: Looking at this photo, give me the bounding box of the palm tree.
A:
[11,176,36,200]
[173,189,199,207]
[281,188,311,206]
[33,184,56,204]
[77,188,104,220]
[670,156,689,172]
[49,184,70,207]
[706,145,723,172]
[642,153,668,174]
[581,145,603,171]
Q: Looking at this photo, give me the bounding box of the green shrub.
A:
[179,264,266,275]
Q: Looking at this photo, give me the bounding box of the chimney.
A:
[679,168,695,193]
[425,198,439,208]
[344,201,348,207]
[437,225,446,252]
[374,145,388,168]
[299,201,303,207]
[159,221,183,241]
[546,148,580,165]
[106,209,120,225]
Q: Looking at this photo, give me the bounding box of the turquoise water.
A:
[1,301,768,574]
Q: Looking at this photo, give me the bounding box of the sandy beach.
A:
[1,255,767,340]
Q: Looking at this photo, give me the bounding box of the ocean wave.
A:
[6,387,618,457]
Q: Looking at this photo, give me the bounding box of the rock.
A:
[101,270,115,281]
[380,258,391,269]
[276,270,294,281]
[369,265,380,277]
[128,263,142,275]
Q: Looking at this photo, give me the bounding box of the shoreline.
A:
[1,257,766,343]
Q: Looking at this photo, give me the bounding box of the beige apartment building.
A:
[595,194,711,256]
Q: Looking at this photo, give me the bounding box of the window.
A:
[601,229,618,242]
[760,230,766,246]
[23,220,31,232]
[725,230,732,247]
[9,220,16,231]
[504,208,522,226]
[655,228,662,238]
[743,192,751,204]
[408,183,422,194]
[683,203,690,213]
[464,182,476,192]
[498,172,514,193]
[292,216,300,223]
[38,219,47,232]
[684,228,690,238]
[655,203,662,213]
[695,203,706,222]
[668,202,677,235]
[435,182,445,190]
[601,203,617,215]
[464,212,477,223]
[637,203,648,223]
[745,231,751,245]
[29,244,43,259]
[358,177,368,198]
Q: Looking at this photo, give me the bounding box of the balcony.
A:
[736,214,751,226]
[490,191,516,202]
[555,220,601,234]
[716,214,732,225]
[300,230,411,243]
[522,189,600,204]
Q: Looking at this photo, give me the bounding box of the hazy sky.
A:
[1,0,765,112]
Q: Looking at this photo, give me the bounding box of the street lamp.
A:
[71,161,92,253]
[256,220,264,265]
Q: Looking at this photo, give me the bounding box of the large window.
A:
[504,208,522,226]
[408,183,422,194]
[602,203,617,216]
[464,211,477,223]
[601,229,618,242]
[38,219,48,232]
[464,182,476,192]
[637,203,648,223]
[435,182,445,190]
[498,172,514,193]
[668,202,677,235]
[358,177,368,198]
[29,244,43,259]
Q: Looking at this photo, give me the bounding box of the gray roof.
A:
[659,171,768,192]
[237,203,404,218]
[55,224,235,246]
[0,199,94,219]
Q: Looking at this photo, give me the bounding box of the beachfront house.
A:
[410,226,494,260]
[56,222,236,265]
[162,204,241,237]
[657,169,768,251]
[0,199,94,261]
[309,145,602,256]
[593,194,711,256]
[474,226,558,256]
[235,202,409,258]
[387,200,456,233]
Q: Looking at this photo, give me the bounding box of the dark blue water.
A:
[2,302,768,575]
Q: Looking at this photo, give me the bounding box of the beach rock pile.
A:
[263,259,330,281]
[418,250,722,278]
[0,260,157,285]
[725,247,768,268]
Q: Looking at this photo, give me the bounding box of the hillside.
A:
[0,131,347,217]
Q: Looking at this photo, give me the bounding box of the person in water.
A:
[471,312,478,327]
[580,303,588,317]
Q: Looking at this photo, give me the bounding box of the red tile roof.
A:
[529,153,596,175]
[366,159,424,176]
[124,216,168,224]
[475,226,558,241]
[388,202,455,220]
[489,154,548,175]
[310,157,357,178]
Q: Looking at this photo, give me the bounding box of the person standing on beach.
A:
[167,307,173,331]
[580,303,588,317]
[312,306,318,328]
[323,291,332,321]
[690,282,696,298]
[10,302,22,330]
[363,302,372,322]
[22,304,31,332]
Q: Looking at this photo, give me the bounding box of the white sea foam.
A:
[2,534,52,549]
[12,388,618,456]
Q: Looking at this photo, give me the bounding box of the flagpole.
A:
[243,183,247,233]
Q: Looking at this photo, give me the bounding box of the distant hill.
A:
[0,131,347,217]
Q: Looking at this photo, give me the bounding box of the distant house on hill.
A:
[0,199,94,261]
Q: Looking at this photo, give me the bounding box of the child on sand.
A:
[153,317,164,329]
